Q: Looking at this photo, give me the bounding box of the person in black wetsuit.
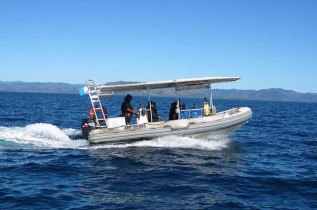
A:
[121,94,138,125]
[169,99,180,120]
[147,101,163,122]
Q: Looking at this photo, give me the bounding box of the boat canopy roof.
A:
[98,77,240,92]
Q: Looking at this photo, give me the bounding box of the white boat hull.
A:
[86,107,252,144]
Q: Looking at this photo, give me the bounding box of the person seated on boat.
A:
[191,103,199,118]
[181,102,186,110]
[180,102,189,118]
[121,94,138,125]
[203,97,211,116]
[169,99,180,120]
[147,101,163,122]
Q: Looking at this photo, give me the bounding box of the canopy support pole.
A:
[147,85,152,122]
[209,84,213,109]
[175,86,180,119]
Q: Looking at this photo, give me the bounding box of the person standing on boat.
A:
[121,94,138,125]
[169,99,181,120]
[203,97,211,116]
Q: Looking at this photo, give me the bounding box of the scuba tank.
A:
[211,105,216,115]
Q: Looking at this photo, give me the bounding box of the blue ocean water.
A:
[0,92,316,209]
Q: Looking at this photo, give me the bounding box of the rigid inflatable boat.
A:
[79,77,252,144]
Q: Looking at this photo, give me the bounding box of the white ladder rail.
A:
[86,80,107,127]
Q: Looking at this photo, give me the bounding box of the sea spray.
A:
[0,123,87,148]
[0,124,230,150]
[89,135,231,151]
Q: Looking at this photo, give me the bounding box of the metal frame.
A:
[86,80,107,127]
[147,85,153,122]
[86,79,215,126]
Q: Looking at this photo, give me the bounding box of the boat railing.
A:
[143,107,214,120]
[180,108,211,119]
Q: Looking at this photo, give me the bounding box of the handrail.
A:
[180,108,207,119]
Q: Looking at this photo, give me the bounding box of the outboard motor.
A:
[81,118,97,140]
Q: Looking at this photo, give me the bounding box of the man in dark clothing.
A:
[147,101,162,122]
[121,94,138,125]
[169,99,180,120]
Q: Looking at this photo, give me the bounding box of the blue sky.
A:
[0,0,316,93]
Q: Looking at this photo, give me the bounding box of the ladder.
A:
[86,80,107,127]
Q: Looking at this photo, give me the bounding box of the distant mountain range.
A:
[0,81,316,103]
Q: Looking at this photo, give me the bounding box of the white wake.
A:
[0,124,230,150]
[0,123,88,148]
[90,135,231,151]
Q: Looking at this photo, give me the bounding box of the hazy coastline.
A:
[0,81,316,103]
